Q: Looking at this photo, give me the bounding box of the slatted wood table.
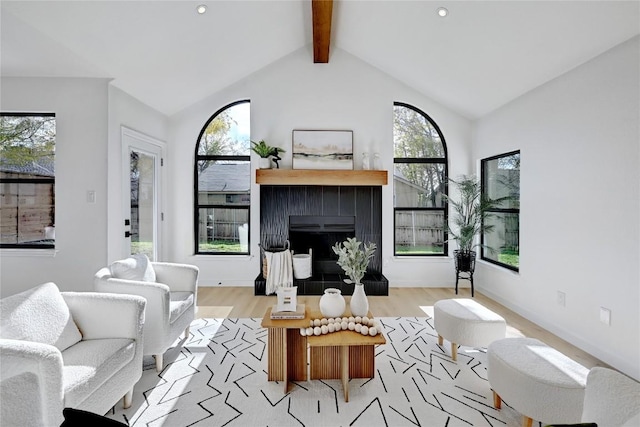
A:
[261,306,311,393]
[261,307,386,401]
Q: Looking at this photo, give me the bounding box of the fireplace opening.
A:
[289,215,355,276]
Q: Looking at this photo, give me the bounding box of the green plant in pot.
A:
[444,175,506,275]
[251,140,285,169]
[332,237,377,316]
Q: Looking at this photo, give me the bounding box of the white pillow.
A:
[110,253,156,282]
[0,282,82,351]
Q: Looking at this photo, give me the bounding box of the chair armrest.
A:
[61,292,145,341]
[151,262,199,294]
[0,339,64,427]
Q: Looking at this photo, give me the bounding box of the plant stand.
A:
[454,250,476,297]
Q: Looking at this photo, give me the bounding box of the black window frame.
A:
[193,100,250,255]
[0,112,56,250]
[480,150,520,272]
[393,102,448,257]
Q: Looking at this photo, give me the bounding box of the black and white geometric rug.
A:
[107,317,523,426]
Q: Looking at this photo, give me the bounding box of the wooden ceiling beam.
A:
[312,0,333,63]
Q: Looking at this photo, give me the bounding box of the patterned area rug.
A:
[107,317,523,426]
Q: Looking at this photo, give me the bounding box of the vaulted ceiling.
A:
[2,1,638,119]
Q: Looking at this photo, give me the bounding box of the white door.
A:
[122,127,164,261]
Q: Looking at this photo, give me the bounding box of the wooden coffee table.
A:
[261,307,386,401]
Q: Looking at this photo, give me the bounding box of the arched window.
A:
[194,100,250,254]
[393,102,448,256]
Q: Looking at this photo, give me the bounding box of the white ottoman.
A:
[487,337,589,427]
[433,298,506,361]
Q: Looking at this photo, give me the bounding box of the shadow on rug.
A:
[107,317,524,426]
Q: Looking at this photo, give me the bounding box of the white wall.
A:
[107,85,168,262]
[168,46,473,287]
[0,77,110,296]
[0,79,168,297]
[473,36,640,380]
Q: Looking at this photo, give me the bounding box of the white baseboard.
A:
[478,286,640,381]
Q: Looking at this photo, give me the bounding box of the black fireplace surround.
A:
[255,185,389,296]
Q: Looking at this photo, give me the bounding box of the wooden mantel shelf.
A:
[256,169,388,186]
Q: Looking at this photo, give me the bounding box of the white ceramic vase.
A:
[319,288,346,318]
[258,157,272,169]
[350,283,369,317]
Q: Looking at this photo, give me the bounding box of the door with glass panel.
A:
[122,127,164,261]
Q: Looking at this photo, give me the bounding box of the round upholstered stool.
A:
[487,337,589,427]
[433,298,506,361]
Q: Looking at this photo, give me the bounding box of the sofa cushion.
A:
[169,292,194,324]
[110,254,156,282]
[62,338,135,408]
[0,282,82,351]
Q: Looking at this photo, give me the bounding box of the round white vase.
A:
[319,288,346,318]
[258,157,272,169]
[350,283,369,316]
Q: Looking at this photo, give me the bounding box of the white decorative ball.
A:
[342,317,349,323]
[362,316,370,325]
[306,327,314,336]
[310,320,314,327]
[348,322,356,331]
[300,328,307,336]
[328,323,335,333]
[348,316,355,323]
[327,318,335,324]
[321,318,328,325]
[321,325,328,334]
[313,326,321,336]
[361,326,369,335]
[313,319,321,327]
[355,324,362,333]
[369,327,377,336]
[355,316,362,324]
[341,321,348,330]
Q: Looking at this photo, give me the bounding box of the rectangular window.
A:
[481,151,520,270]
[196,160,250,254]
[0,113,56,249]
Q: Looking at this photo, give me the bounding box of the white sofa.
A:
[95,255,199,371]
[0,282,145,427]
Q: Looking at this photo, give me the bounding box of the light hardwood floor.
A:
[196,286,608,370]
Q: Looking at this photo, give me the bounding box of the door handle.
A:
[125,231,131,238]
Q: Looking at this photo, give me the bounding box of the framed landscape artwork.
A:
[292,130,354,170]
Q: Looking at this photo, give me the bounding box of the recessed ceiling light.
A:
[196,4,207,14]
[436,7,448,18]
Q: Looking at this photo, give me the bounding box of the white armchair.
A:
[95,256,199,371]
[580,367,640,426]
[0,283,145,427]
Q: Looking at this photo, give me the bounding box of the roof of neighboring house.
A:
[0,158,55,177]
[198,163,250,193]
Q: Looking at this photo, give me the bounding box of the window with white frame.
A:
[0,113,56,249]
[481,150,520,270]
[194,101,250,254]
[393,102,448,256]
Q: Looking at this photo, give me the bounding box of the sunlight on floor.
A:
[420,305,434,317]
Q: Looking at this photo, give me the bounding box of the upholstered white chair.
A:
[94,255,199,371]
[0,282,146,427]
[580,367,640,426]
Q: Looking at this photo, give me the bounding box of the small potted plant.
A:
[251,140,285,169]
[332,237,377,316]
